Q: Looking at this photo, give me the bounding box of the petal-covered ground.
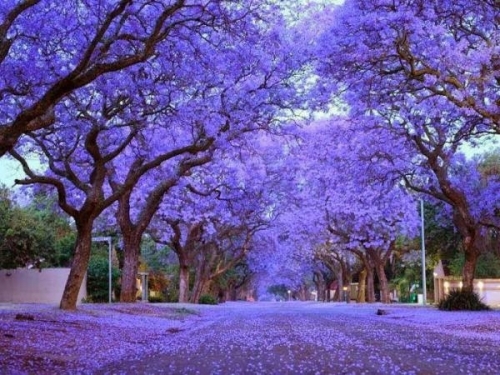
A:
[1,302,500,374]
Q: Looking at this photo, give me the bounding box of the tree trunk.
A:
[313,271,326,302]
[376,262,391,304]
[225,287,237,301]
[357,268,367,303]
[191,263,209,303]
[191,278,204,303]
[336,269,343,302]
[178,265,190,303]
[60,222,93,310]
[115,177,185,303]
[366,265,376,303]
[120,235,142,302]
[462,243,479,292]
[299,284,308,301]
[448,191,481,293]
[341,261,351,303]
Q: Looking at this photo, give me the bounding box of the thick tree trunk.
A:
[60,222,93,310]
[376,262,391,303]
[298,284,308,301]
[178,265,190,303]
[191,263,209,303]
[120,235,142,302]
[115,179,184,303]
[191,278,205,303]
[341,262,351,303]
[462,243,479,292]
[313,271,326,302]
[336,269,343,302]
[445,183,482,293]
[357,268,367,303]
[366,265,376,303]
[332,286,340,302]
[225,287,237,302]
[352,250,375,303]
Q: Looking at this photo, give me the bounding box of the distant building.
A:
[433,260,500,307]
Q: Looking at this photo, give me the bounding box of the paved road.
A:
[97,303,500,375]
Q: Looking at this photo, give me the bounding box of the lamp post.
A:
[92,236,112,303]
[287,290,291,301]
[420,199,427,305]
[343,286,348,303]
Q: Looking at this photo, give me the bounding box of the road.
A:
[97,302,500,375]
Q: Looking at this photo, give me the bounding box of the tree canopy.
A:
[1,0,499,307]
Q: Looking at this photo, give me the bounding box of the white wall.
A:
[435,277,500,308]
[0,268,86,304]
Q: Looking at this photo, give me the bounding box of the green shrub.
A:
[438,289,490,311]
[198,294,218,305]
[164,288,179,303]
[87,257,120,303]
[148,295,166,303]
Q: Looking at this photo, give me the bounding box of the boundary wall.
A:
[0,268,86,304]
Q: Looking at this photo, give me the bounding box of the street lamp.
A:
[287,290,291,301]
[92,236,112,303]
[420,199,427,305]
[343,286,348,303]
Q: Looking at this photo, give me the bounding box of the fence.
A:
[0,268,87,304]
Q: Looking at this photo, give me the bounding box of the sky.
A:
[0,157,23,188]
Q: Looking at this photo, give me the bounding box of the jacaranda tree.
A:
[8,1,315,310]
[316,0,500,292]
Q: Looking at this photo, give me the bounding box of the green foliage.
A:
[198,294,218,305]
[438,289,490,311]
[139,238,179,301]
[148,295,166,303]
[160,264,181,302]
[149,270,169,293]
[389,200,461,301]
[147,270,170,303]
[392,277,411,302]
[140,238,172,273]
[218,261,251,290]
[52,233,76,267]
[267,284,289,300]
[0,186,75,269]
[422,202,461,262]
[449,252,500,278]
[209,261,252,302]
[86,256,120,303]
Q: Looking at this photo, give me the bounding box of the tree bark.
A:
[191,260,209,303]
[366,265,376,303]
[376,261,391,304]
[462,242,480,292]
[357,268,367,303]
[313,271,327,302]
[178,265,190,303]
[120,235,142,302]
[113,155,213,303]
[336,269,343,302]
[415,142,488,295]
[354,251,375,303]
[60,222,93,310]
[341,262,351,303]
[190,279,205,303]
